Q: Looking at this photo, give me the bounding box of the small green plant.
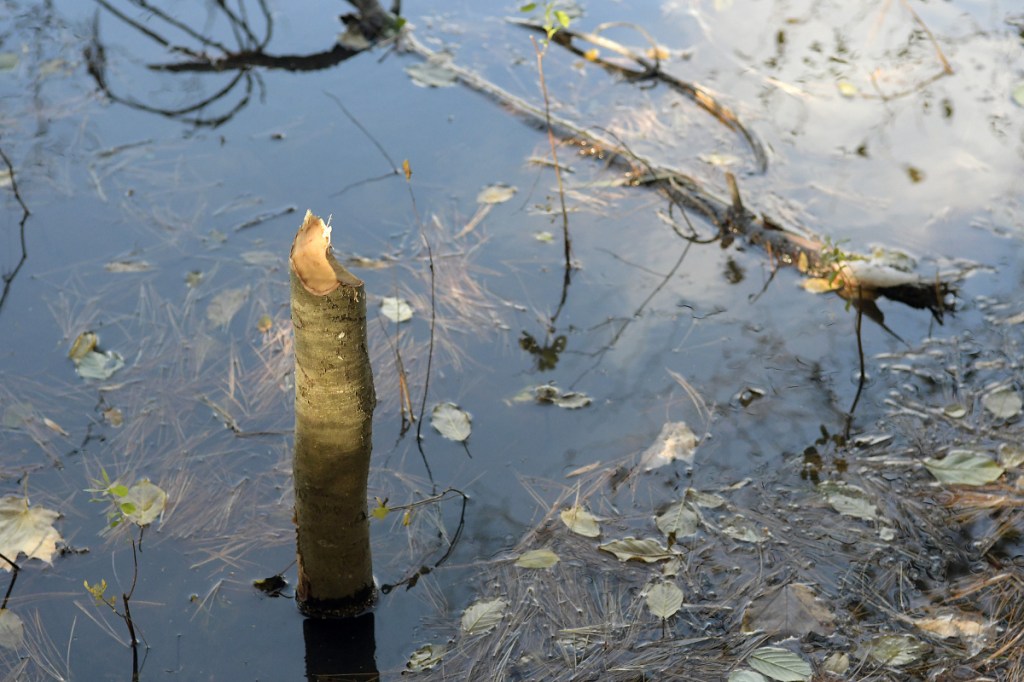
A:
[85,469,167,680]
[819,237,864,287]
[520,2,571,42]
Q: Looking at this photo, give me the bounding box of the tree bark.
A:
[290,210,376,618]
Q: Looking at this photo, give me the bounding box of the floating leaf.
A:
[924,450,1004,486]
[103,407,124,427]
[686,489,726,508]
[721,517,766,543]
[0,496,61,569]
[655,500,700,538]
[431,402,472,442]
[0,53,18,71]
[406,54,457,88]
[747,646,812,681]
[515,548,560,568]
[461,598,507,634]
[207,287,249,328]
[185,270,204,288]
[728,672,768,682]
[534,231,555,243]
[640,422,698,471]
[560,506,600,537]
[817,481,878,520]
[598,537,676,563]
[252,574,287,597]
[645,582,683,619]
[256,314,273,333]
[380,297,414,323]
[120,480,167,526]
[821,652,849,675]
[0,610,23,650]
[104,260,153,273]
[2,403,33,429]
[837,80,857,98]
[75,350,125,381]
[982,387,1022,419]
[476,183,517,205]
[912,612,992,641]
[943,404,967,419]
[999,443,1024,469]
[553,392,591,409]
[742,583,835,637]
[68,331,98,361]
[407,643,447,672]
[859,634,929,666]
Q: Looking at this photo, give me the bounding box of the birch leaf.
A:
[645,582,683,619]
[380,297,414,323]
[407,643,446,672]
[0,496,61,569]
[747,647,812,681]
[560,506,600,537]
[598,537,676,563]
[431,403,471,442]
[728,672,768,682]
[515,548,560,568]
[924,450,1004,485]
[461,598,507,634]
[655,500,700,538]
[982,387,1022,419]
[640,422,698,470]
[742,583,835,637]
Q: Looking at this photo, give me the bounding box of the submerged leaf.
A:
[431,403,472,442]
[982,387,1022,419]
[515,548,560,569]
[0,496,61,569]
[924,450,1004,486]
[640,422,698,470]
[407,643,447,672]
[406,54,457,88]
[598,537,676,563]
[655,500,700,538]
[207,287,249,328]
[721,517,767,543]
[747,646,812,681]
[0,609,23,650]
[380,297,414,323]
[742,583,835,637]
[75,350,125,381]
[476,183,517,205]
[560,505,600,537]
[553,392,591,409]
[860,634,929,666]
[104,260,153,273]
[461,598,507,634]
[645,582,683,619]
[817,481,878,520]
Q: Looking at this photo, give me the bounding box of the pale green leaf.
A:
[924,450,1003,485]
[747,646,812,681]
[120,480,167,526]
[0,496,61,569]
[553,392,591,409]
[515,548,560,568]
[598,537,676,563]
[406,54,457,88]
[407,643,447,672]
[461,598,507,634]
[655,500,700,537]
[822,652,849,675]
[206,287,249,328]
[0,610,24,650]
[431,402,471,442]
[728,672,768,682]
[75,350,125,381]
[999,443,1024,469]
[860,634,929,666]
[380,296,414,323]
[982,387,1022,419]
[0,53,18,71]
[476,183,517,205]
[560,506,600,537]
[645,582,683,619]
[817,481,878,520]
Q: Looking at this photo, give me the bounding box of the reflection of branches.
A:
[0,146,30,316]
[86,0,400,126]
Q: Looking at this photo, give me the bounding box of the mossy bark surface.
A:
[290,211,376,618]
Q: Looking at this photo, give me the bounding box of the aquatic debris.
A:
[0,496,62,568]
[431,402,472,442]
[515,548,560,569]
[461,598,507,634]
[559,505,600,537]
[923,450,1004,486]
[68,331,124,381]
[380,296,414,323]
[644,581,683,619]
[640,421,698,470]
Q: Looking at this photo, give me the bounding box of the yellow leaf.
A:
[402,159,412,181]
[584,49,599,62]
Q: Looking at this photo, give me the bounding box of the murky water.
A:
[0,0,1021,679]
